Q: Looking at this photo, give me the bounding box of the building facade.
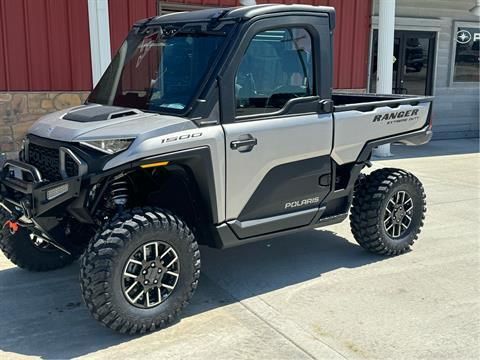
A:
[371,0,479,139]
[0,0,478,159]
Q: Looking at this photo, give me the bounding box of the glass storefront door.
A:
[370,30,436,95]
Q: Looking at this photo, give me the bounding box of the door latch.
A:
[230,135,257,152]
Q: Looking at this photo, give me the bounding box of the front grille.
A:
[65,156,79,178]
[28,143,62,182]
[27,141,82,182]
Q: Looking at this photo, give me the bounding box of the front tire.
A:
[0,211,76,271]
[350,168,426,256]
[80,208,200,334]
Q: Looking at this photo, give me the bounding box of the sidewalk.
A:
[0,138,478,359]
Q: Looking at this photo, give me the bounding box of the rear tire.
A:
[350,168,426,256]
[0,211,76,271]
[80,207,200,334]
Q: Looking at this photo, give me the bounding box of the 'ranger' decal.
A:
[373,109,420,123]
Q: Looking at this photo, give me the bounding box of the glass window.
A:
[235,28,314,117]
[88,24,231,115]
[453,26,479,82]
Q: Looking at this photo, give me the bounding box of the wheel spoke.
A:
[146,290,152,307]
[125,280,139,294]
[166,271,179,278]
[393,224,402,237]
[143,245,149,261]
[157,287,163,303]
[132,290,144,303]
[166,255,178,269]
[161,283,175,290]
[384,216,392,224]
[123,270,137,279]
[386,223,394,232]
[160,247,173,260]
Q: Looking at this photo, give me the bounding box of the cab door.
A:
[221,16,334,238]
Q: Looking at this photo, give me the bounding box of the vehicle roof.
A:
[144,4,335,29]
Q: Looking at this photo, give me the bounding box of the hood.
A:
[28,104,196,142]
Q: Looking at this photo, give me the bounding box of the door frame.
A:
[368,17,441,95]
[219,15,334,237]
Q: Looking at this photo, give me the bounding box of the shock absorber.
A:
[109,179,129,210]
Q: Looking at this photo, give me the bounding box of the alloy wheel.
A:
[383,190,414,238]
[122,241,180,308]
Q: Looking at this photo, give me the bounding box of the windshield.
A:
[88,24,230,114]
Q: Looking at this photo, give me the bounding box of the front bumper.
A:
[0,159,82,218]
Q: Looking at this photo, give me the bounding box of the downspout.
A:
[373,0,396,157]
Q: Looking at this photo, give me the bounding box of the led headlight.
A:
[80,138,135,154]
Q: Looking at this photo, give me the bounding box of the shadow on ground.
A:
[0,229,383,358]
[373,138,478,161]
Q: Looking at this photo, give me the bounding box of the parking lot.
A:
[0,138,478,360]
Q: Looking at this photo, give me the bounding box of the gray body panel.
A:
[332,102,431,164]
[28,105,194,142]
[223,113,333,220]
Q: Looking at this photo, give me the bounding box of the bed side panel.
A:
[331,102,431,164]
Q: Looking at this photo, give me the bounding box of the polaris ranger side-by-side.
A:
[0,5,432,333]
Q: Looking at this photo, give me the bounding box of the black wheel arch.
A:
[123,147,219,248]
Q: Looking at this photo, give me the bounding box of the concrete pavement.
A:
[0,138,478,359]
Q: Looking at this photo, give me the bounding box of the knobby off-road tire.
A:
[80,207,200,334]
[350,168,426,256]
[0,210,75,271]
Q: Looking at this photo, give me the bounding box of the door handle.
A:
[230,136,257,152]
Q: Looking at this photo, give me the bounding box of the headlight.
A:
[80,138,135,154]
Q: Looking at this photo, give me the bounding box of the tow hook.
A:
[3,220,19,235]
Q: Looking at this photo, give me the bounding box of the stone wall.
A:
[0,92,89,160]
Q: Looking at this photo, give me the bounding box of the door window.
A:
[235,28,314,116]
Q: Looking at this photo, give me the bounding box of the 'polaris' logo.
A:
[285,197,320,209]
[373,109,419,122]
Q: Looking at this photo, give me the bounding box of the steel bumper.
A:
[0,160,81,218]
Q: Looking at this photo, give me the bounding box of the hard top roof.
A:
[143,4,335,29]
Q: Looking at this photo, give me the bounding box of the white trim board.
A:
[88,0,112,87]
[371,16,442,32]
